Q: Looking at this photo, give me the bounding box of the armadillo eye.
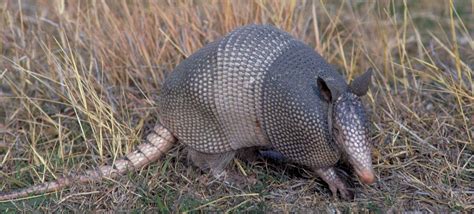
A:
[333,126,340,134]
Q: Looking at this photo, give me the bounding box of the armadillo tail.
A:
[0,125,177,201]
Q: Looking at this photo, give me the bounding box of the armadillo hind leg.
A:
[314,167,353,200]
[188,148,256,188]
[187,148,235,178]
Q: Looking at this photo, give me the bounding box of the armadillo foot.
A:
[314,167,353,200]
[186,148,257,187]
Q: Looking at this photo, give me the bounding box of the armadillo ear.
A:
[317,77,332,102]
[349,68,373,96]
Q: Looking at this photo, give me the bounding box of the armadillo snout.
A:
[333,92,375,184]
[356,168,375,184]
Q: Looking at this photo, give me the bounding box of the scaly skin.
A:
[0,125,176,201]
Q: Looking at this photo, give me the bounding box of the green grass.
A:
[0,0,473,212]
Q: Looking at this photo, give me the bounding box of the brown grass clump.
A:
[0,0,472,212]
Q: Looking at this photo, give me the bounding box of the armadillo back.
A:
[158,25,298,153]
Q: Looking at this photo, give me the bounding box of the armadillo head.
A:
[318,69,375,184]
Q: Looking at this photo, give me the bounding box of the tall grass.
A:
[0,0,472,212]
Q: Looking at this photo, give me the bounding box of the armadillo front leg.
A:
[314,167,352,200]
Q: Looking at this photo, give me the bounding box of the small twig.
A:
[57,191,101,204]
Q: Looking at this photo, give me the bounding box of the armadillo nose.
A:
[357,169,375,184]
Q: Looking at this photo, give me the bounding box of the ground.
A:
[0,0,473,212]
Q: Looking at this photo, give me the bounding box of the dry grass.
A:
[0,0,473,212]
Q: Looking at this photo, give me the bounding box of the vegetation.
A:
[0,0,472,212]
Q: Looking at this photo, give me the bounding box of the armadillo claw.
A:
[326,177,353,200]
[314,167,353,200]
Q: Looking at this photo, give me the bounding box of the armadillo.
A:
[0,24,374,201]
